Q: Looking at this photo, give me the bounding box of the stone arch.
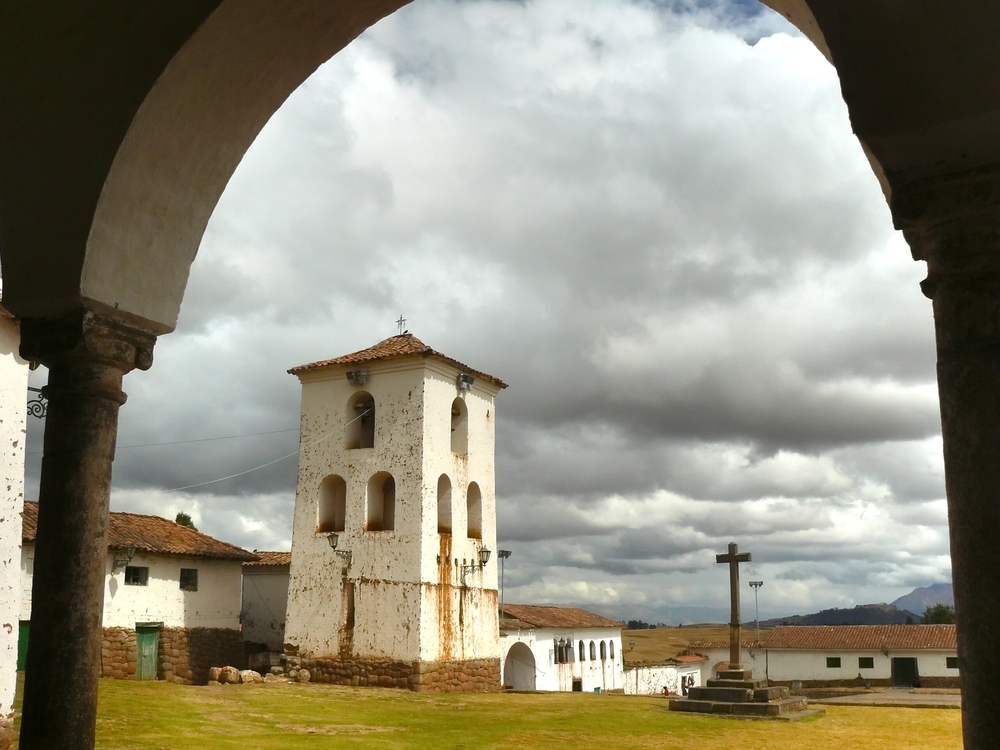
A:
[366,471,395,532]
[450,397,468,454]
[504,642,536,691]
[317,473,346,533]
[437,474,452,534]
[466,482,482,540]
[346,391,375,449]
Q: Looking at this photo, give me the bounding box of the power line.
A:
[158,408,370,494]
[26,427,299,456]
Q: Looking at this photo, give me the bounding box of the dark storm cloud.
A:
[23,0,950,615]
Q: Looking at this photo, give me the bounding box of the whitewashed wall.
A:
[625,665,677,695]
[765,649,959,682]
[286,356,501,663]
[0,314,27,734]
[500,627,624,692]
[21,544,242,629]
[241,568,289,651]
[695,646,767,682]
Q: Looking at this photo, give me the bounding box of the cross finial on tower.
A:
[397,315,407,335]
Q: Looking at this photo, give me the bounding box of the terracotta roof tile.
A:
[761,625,957,651]
[670,654,709,663]
[288,333,507,389]
[500,604,623,630]
[244,551,291,568]
[687,640,761,651]
[21,501,256,562]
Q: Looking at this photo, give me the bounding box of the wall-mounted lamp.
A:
[461,546,491,586]
[327,533,353,574]
[881,645,890,657]
[457,373,475,390]
[347,369,368,386]
[112,544,137,571]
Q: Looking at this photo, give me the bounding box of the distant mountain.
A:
[758,603,921,628]
[891,583,953,616]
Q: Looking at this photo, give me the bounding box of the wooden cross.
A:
[396,315,407,335]
[716,541,751,670]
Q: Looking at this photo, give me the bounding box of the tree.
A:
[175,511,197,531]
[922,603,956,624]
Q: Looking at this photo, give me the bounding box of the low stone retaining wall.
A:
[101,626,243,684]
[284,655,501,693]
[772,676,960,690]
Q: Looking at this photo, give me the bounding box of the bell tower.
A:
[283,333,506,691]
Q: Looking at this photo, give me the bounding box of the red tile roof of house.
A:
[761,625,957,651]
[244,551,291,568]
[288,333,507,388]
[687,640,762,651]
[500,604,623,630]
[670,654,708,663]
[21,501,256,562]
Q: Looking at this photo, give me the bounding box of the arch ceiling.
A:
[0,1,997,333]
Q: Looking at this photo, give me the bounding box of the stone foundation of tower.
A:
[282,654,501,692]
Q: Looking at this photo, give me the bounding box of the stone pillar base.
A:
[283,656,502,693]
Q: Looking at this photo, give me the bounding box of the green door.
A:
[17,621,29,671]
[135,626,160,681]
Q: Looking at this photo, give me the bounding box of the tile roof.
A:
[500,604,623,630]
[21,501,257,562]
[761,625,957,651]
[288,333,507,389]
[244,551,291,568]
[687,640,762,651]
[670,654,709,663]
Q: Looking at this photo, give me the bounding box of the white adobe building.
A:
[20,501,254,683]
[690,625,959,688]
[0,309,28,742]
[241,551,291,654]
[283,333,506,692]
[624,655,706,696]
[499,604,625,692]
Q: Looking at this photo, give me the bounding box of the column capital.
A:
[19,309,156,373]
[891,163,1000,299]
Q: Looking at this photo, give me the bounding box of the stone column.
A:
[894,165,1000,750]
[16,311,154,750]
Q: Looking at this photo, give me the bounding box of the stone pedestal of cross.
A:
[716,541,751,670]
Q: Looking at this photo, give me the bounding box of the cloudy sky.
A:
[27,0,951,622]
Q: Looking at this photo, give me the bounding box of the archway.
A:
[504,642,536,691]
[3,4,1000,748]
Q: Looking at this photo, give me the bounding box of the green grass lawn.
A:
[14,677,962,750]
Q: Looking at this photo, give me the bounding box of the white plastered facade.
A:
[695,644,959,684]
[20,545,242,629]
[285,353,501,663]
[241,566,290,651]
[623,662,704,696]
[0,313,27,731]
[499,627,624,692]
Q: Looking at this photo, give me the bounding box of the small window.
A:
[366,472,395,531]
[826,657,841,669]
[859,657,875,669]
[451,398,468,454]
[467,482,482,540]
[437,474,452,534]
[346,391,376,449]
[317,474,347,533]
[579,641,586,662]
[590,641,597,661]
[124,566,148,586]
[179,568,198,592]
[610,641,615,659]
[600,641,607,660]
[947,656,959,670]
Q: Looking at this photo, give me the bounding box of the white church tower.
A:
[283,332,506,691]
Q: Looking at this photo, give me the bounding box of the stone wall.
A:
[0,716,13,750]
[101,626,243,684]
[284,655,501,693]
